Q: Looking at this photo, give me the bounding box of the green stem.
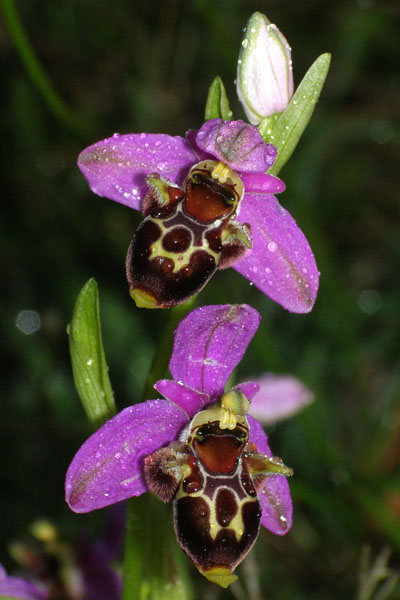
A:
[122,300,197,600]
[2,0,91,135]
[142,297,197,402]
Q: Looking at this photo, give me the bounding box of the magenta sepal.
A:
[65,400,188,513]
[248,416,293,535]
[169,304,261,400]
[234,193,319,313]
[0,564,47,600]
[154,380,210,419]
[78,133,197,211]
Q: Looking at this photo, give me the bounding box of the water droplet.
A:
[267,241,277,252]
[241,39,248,48]
[16,310,41,335]
[86,358,93,366]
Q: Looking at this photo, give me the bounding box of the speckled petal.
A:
[235,193,319,313]
[0,564,47,600]
[78,133,197,211]
[248,374,314,424]
[248,416,292,535]
[154,379,210,418]
[65,400,188,513]
[195,119,276,172]
[170,304,261,400]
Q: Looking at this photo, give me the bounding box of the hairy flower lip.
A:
[65,304,292,536]
[77,119,319,313]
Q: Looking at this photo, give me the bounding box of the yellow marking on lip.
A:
[211,161,231,184]
[198,566,238,588]
[129,288,159,309]
[148,218,220,273]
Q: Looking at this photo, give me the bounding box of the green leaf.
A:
[68,278,116,427]
[260,53,331,176]
[204,76,233,121]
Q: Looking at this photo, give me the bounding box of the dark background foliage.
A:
[1,0,399,598]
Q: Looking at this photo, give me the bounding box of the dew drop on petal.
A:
[267,241,277,253]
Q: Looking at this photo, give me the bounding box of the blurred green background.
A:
[1,0,399,598]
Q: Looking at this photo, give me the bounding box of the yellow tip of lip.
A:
[198,567,238,588]
[129,288,159,309]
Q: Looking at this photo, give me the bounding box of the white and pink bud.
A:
[237,12,294,125]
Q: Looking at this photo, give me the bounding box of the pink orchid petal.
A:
[0,564,47,600]
[170,304,261,399]
[248,416,292,535]
[195,119,276,172]
[249,374,314,424]
[78,133,197,211]
[240,171,286,195]
[235,193,319,313]
[154,380,210,419]
[65,400,188,513]
[235,381,260,401]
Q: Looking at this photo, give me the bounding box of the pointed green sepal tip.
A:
[205,76,233,121]
[68,278,116,428]
[260,52,331,176]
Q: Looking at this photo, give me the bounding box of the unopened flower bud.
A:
[237,12,294,125]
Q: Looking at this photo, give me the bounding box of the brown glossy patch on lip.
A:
[193,422,246,475]
[162,227,192,253]
[216,488,238,527]
[184,173,234,223]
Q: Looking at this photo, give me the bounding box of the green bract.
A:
[260,53,331,176]
[68,278,115,427]
[205,76,233,121]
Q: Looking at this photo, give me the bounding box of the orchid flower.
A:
[65,304,293,588]
[78,118,319,313]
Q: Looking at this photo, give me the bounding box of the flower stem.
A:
[141,297,197,402]
[122,299,197,600]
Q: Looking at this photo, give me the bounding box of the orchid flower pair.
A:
[64,304,307,587]
[65,9,327,592]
